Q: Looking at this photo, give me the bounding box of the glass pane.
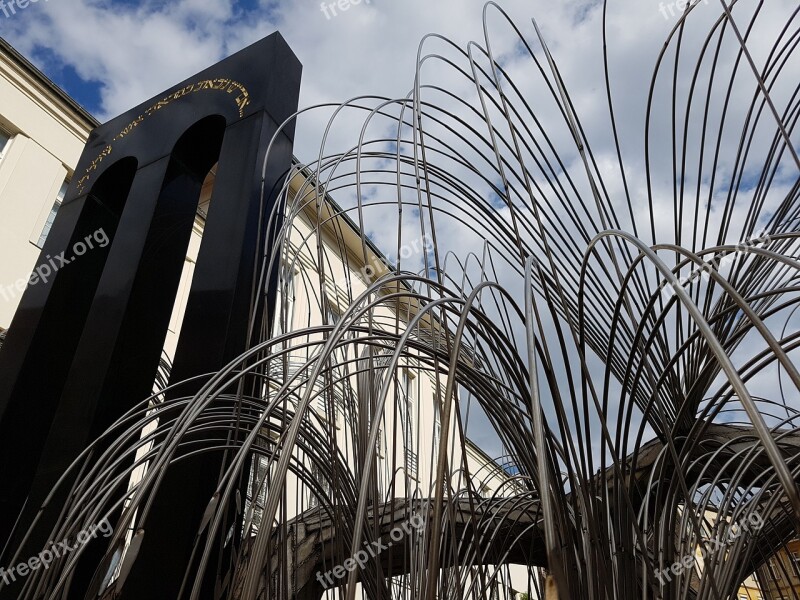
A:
[0,130,10,157]
[36,180,69,247]
[37,202,60,248]
[56,180,68,202]
[275,265,295,335]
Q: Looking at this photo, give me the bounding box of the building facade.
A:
[756,539,800,599]
[0,38,97,331]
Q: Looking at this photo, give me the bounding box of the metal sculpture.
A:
[1,1,799,599]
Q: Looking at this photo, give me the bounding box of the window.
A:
[0,129,10,160]
[401,372,414,432]
[274,265,296,335]
[434,395,442,448]
[246,455,269,531]
[374,426,384,498]
[37,181,69,248]
[433,382,445,448]
[308,463,330,509]
[405,446,419,478]
[401,371,418,477]
[324,295,339,325]
[316,395,329,418]
[375,427,383,458]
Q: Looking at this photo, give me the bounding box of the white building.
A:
[0,37,97,331]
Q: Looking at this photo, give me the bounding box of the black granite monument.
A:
[0,32,301,598]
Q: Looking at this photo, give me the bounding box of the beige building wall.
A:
[0,38,96,330]
[755,538,800,599]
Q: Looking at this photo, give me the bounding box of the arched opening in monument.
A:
[116,114,226,394]
[161,160,219,366]
[0,155,137,544]
[89,115,228,596]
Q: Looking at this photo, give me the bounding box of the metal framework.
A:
[2,1,800,599]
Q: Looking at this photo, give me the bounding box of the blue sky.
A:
[2,0,797,460]
[29,46,104,114]
[1,0,570,140]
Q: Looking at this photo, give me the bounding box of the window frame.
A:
[275,264,297,336]
[0,127,11,160]
[792,550,800,567]
[400,370,419,478]
[36,180,69,248]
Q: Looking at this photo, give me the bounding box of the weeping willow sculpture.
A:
[4,1,800,599]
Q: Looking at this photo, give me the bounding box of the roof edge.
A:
[0,36,99,129]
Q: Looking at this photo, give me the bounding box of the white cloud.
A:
[3,0,798,461]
